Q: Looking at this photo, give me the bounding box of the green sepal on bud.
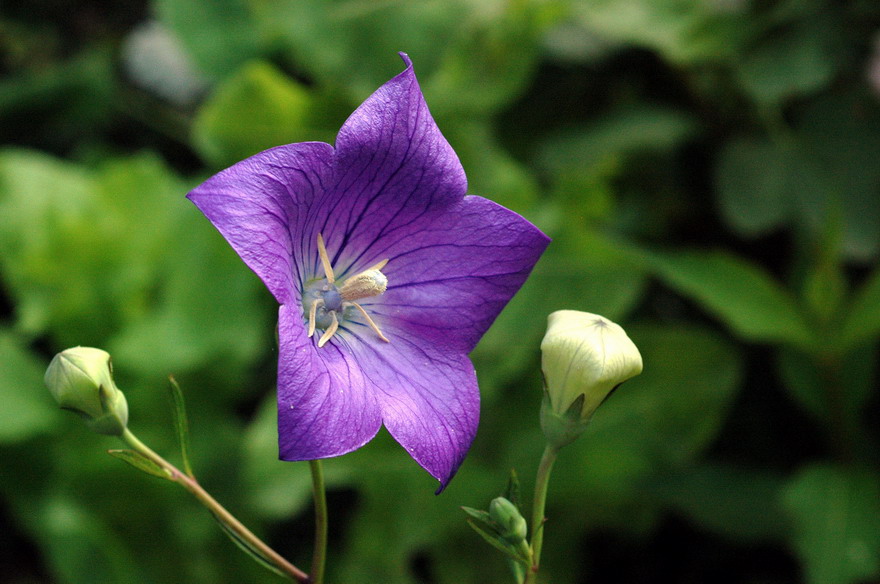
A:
[540,391,590,450]
[540,310,642,449]
[462,496,531,568]
[44,347,129,436]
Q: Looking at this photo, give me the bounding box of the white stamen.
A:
[316,233,335,284]
[317,312,339,347]
[307,233,391,347]
[307,299,320,337]
[339,269,388,302]
[352,302,390,343]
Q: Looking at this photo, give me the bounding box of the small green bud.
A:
[540,311,642,447]
[489,497,528,543]
[45,347,129,436]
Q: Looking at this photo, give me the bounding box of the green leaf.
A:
[0,330,60,442]
[715,139,800,237]
[191,60,320,167]
[107,450,173,481]
[782,465,880,584]
[443,120,539,216]
[646,250,815,349]
[736,20,842,105]
[425,1,555,116]
[252,0,459,98]
[570,0,749,64]
[646,464,788,543]
[154,0,261,80]
[0,150,183,347]
[0,49,116,146]
[167,376,194,478]
[38,497,141,584]
[461,506,492,524]
[540,104,698,175]
[462,511,530,566]
[841,268,880,350]
[0,149,94,339]
[775,343,877,431]
[798,90,880,261]
[106,208,269,388]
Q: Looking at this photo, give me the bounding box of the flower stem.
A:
[524,444,559,584]
[120,428,310,582]
[309,460,328,584]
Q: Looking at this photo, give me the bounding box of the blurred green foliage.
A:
[2,0,880,583]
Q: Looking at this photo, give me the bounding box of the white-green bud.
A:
[540,311,642,446]
[45,347,129,436]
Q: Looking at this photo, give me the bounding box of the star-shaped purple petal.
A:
[187,53,549,489]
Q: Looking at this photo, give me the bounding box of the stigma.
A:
[304,233,390,348]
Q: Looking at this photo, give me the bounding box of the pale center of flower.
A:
[302,233,390,348]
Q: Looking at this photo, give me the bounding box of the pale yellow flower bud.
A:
[541,310,642,423]
[45,347,129,436]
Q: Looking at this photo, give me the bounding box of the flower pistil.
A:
[305,233,390,347]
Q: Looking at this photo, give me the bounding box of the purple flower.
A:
[187,54,549,488]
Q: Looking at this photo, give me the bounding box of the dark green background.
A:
[2,1,879,582]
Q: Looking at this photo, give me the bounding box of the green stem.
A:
[120,429,310,583]
[309,460,328,584]
[524,444,559,584]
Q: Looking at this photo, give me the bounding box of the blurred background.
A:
[2,0,880,582]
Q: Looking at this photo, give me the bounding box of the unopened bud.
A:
[489,497,528,543]
[540,311,642,447]
[45,347,129,436]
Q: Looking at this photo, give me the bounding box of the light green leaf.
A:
[0,330,60,443]
[646,250,815,349]
[570,0,749,64]
[425,1,556,116]
[106,208,269,387]
[0,150,182,347]
[0,148,268,388]
[782,465,880,584]
[167,376,194,478]
[154,0,261,80]
[463,517,530,566]
[252,0,459,97]
[191,61,320,167]
[0,149,94,339]
[107,449,173,481]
